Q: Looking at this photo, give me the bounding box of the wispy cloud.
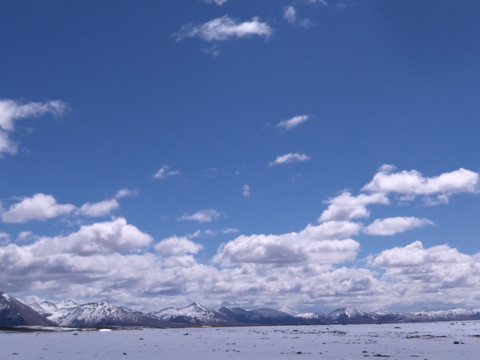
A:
[284,5,297,24]
[76,199,119,217]
[276,115,309,131]
[242,184,250,197]
[178,209,222,223]
[204,0,228,5]
[153,164,181,180]
[269,152,310,166]
[0,99,68,157]
[283,6,312,28]
[115,188,138,199]
[0,232,10,245]
[174,15,272,42]
[307,0,328,5]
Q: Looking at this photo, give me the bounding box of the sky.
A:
[1,0,480,313]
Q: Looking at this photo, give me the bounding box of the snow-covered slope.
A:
[403,308,480,322]
[150,302,236,325]
[0,292,53,326]
[16,294,480,327]
[29,298,165,327]
[326,308,380,324]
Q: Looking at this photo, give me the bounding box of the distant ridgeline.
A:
[2,291,480,328]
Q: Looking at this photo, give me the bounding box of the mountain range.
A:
[2,291,480,328]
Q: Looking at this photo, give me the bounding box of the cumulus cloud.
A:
[372,241,471,268]
[2,164,480,312]
[369,241,480,307]
[153,164,181,180]
[155,236,203,256]
[363,165,479,204]
[174,15,272,42]
[319,192,389,222]
[242,184,250,197]
[364,217,434,236]
[276,115,309,131]
[1,194,75,223]
[178,209,221,223]
[269,152,310,166]
[214,220,360,266]
[0,99,68,157]
[35,218,152,256]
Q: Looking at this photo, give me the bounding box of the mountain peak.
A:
[0,291,53,326]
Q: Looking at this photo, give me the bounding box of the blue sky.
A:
[1,0,480,313]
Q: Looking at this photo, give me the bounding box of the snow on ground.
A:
[1,321,480,359]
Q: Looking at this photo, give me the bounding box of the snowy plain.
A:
[1,321,480,360]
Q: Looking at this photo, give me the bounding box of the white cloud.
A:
[215,233,359,265]
[155,236,203,256]
[319,192,389,222]
[214,220,360,266]
[307,0,328,5]
[0,99,68,157]
[242,184,250,197]
[76,199,119,217]
[284,5,297,24]
[300,221,362,240]
[363,165,479,203]
[115,189,138,199]
[1,193,75,223]
[174,15,272,42]
[276,115,309,131]
[283,6,312,28]
[364,217,434,236]
[372,241,471,268]
[2,164,480,312]
[369,241,480,307]
[178,209,221,223]
[0,130,17,156]
[204,0,228,5]
[33,218,152,256]
[269,152,310,166]
[16,231,37,243]
[153,164,181,180]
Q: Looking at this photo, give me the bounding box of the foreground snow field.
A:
[1,321,480,359]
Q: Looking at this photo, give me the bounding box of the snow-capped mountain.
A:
[5,290,480,328]
[29,298,166,327]
[326,308,380,324]
[219,307,304,325]
[402,308,480,322]
[0,292,53,326]
[150,302,236,326]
